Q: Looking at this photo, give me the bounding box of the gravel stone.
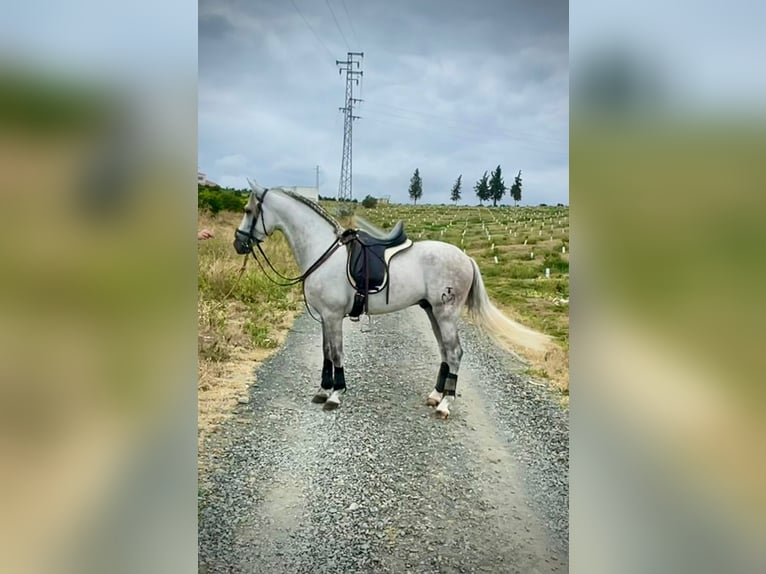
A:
[199,307,569,573]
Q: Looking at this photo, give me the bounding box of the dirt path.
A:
[199,307,568,573]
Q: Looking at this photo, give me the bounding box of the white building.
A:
[197,171,219,187]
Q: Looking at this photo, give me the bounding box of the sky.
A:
[199,0,568,205]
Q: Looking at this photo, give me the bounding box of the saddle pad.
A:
[346,239,413,293]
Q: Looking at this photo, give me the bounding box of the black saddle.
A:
[343,221,413,319]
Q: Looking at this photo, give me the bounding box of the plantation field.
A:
[348,203,570,345]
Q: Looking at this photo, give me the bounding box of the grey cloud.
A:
[198,14,233,42]
[199,0,568,205]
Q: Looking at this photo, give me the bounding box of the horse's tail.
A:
[466,257,551,354]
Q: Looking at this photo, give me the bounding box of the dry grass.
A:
[493,301,569,398]
[197,211,302,448]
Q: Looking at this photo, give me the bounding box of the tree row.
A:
[408,166,523,206]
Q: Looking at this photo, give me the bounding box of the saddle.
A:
[342,221,413,320]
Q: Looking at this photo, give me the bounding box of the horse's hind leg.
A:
[422,303,449,407]
[431,308,463,419]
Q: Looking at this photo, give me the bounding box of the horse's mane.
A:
[268,188,396,238]
[273,187,342,232]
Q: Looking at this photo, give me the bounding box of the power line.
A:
[360,113,568,157]
[362,105,567,148]
[289,0,336,65]
[339,0,360,47]
[360,113,496,144]
[363,100,567,146]
[324,0,350,51]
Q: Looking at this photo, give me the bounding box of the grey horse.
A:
[233,181,549,418]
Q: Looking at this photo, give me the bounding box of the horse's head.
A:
[233,179,275,254]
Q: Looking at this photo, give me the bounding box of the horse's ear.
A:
[247,178,266,199]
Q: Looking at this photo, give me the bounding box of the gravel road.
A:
[199,306,569,574]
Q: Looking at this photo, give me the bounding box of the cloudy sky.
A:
[199,0,568,205]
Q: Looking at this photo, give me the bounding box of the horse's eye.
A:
[244,208,252,214]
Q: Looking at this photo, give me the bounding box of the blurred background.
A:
[0,1,197,573]
[571,1,766,572]
[1,0,765,572]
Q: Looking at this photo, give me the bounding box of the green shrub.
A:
[543,253,569,274]
[198,187,247,214]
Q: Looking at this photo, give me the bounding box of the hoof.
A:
[434,409,450,419]
[425,397,440,407]
[312,393,328,404]
[323,400,340,411]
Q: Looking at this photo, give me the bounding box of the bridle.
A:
[234,189,271,249]
[235,188,351,288]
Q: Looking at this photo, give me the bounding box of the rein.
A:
[248,238,347,325]
[249,235,346,287]
[209,241,329,317]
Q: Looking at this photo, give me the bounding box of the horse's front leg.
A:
[312,315,346,410]
[311,320,335,404]
[323,315,346,410]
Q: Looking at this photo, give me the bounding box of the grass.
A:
[197,210,303,446]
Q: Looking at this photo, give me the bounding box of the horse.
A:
[233,180,550,418]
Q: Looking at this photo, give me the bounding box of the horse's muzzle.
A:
[233,233,252,255]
